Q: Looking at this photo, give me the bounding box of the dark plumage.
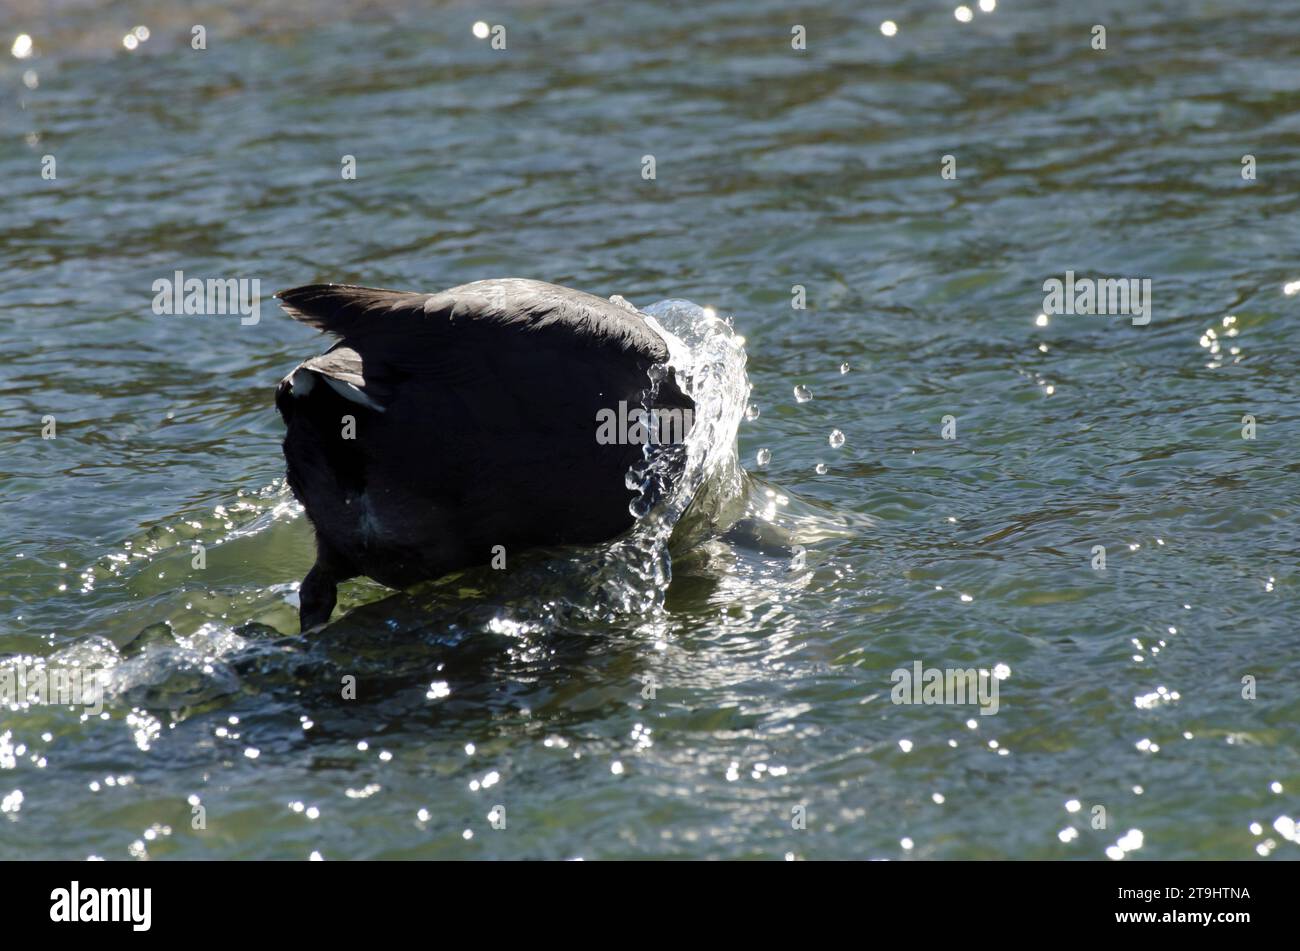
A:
[274,278,694,630]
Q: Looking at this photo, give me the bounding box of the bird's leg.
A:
[298,563,338,633]
[298,541,354,633]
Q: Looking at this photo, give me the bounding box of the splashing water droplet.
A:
[793,385,812,403]
[839,363,850,374]
[828,429,845,449]
[756,448,771,467]
[815,463,828,474]
[745,404,760,421]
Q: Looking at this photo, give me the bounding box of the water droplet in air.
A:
[829,429,845,449]
[839,363,850,374]
[745,404,760,421]
[815,463,828,474]
[793,385,812,403]
[756,448,771,467]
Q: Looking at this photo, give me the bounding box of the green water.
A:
[2,0,1298,859]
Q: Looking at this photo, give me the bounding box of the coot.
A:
[275,279,694,630]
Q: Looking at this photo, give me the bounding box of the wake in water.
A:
[5,299,863,717]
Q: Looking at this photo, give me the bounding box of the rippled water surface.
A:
[3,0,1299,859]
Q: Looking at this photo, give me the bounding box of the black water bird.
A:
[274,279,694,630]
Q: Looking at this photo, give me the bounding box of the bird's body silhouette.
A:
[275,279,693,630]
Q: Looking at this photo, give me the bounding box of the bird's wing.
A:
[274,279,671,365]
[274,280,691,427]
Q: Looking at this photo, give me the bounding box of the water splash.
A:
[583,298,750,616]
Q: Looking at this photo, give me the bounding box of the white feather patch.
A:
[323,375,385,412]
[289,370,315,397]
